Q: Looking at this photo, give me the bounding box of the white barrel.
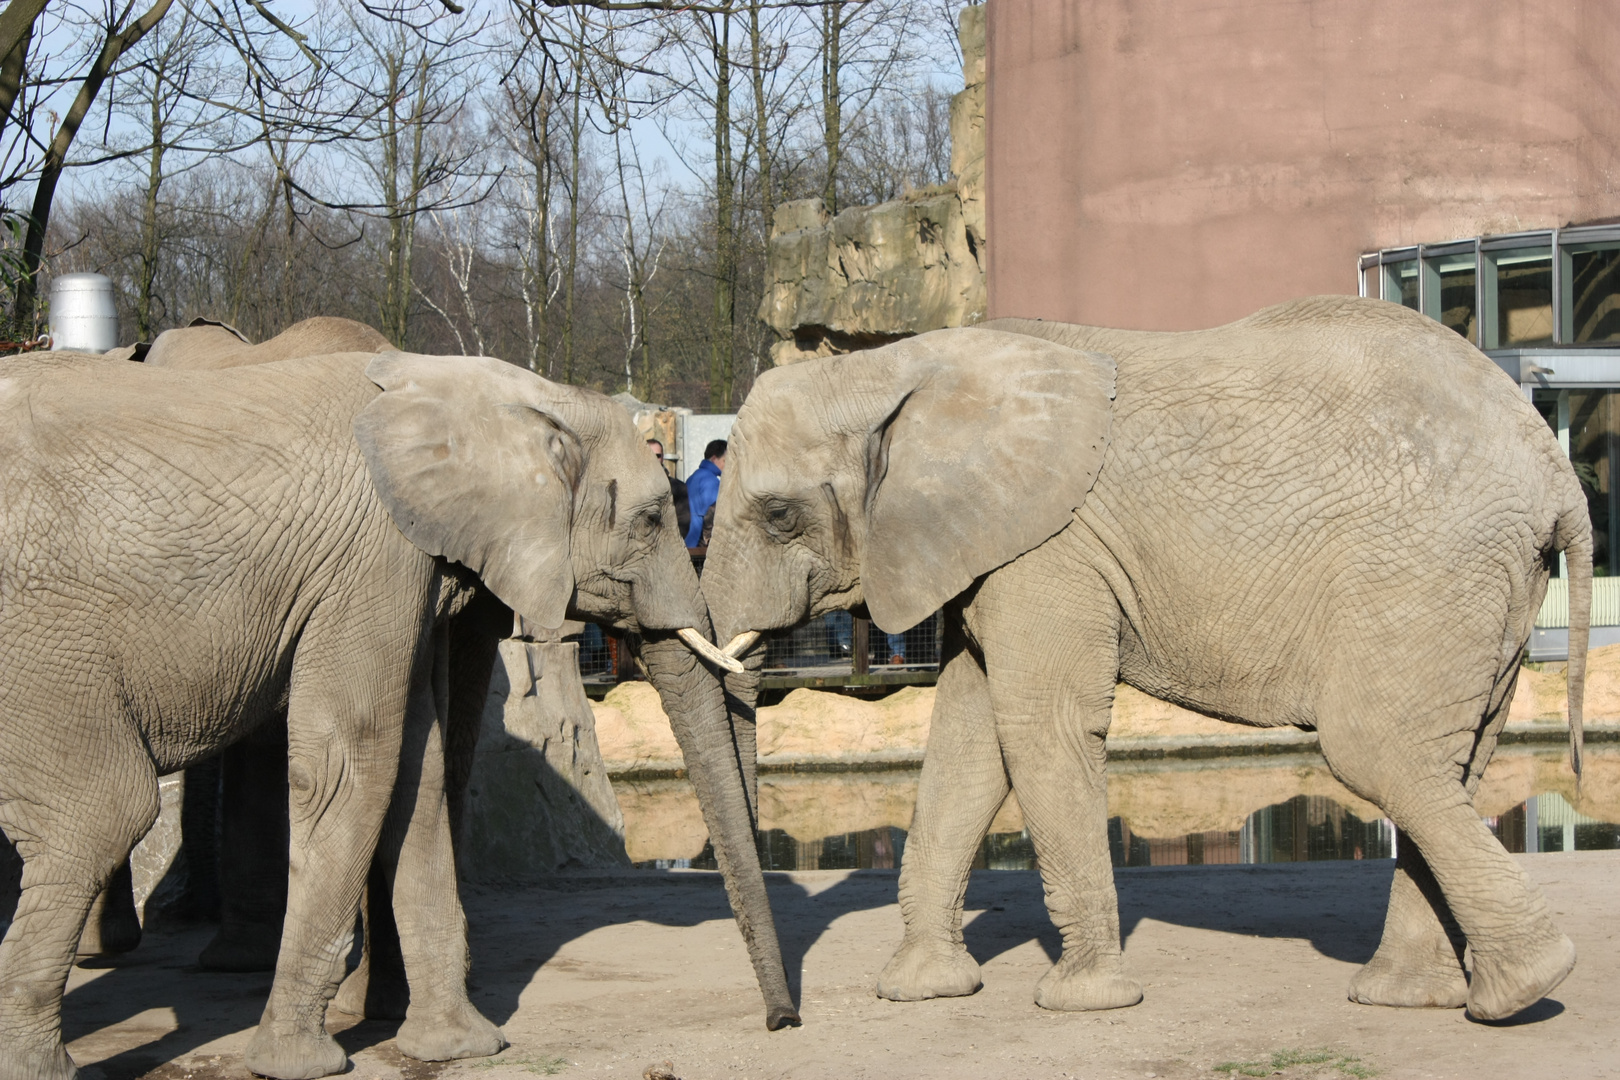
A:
[50,273,119,353]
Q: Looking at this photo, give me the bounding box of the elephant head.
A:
[705,327,1116,645]
[702,327,1115,757]
[352,352,797,1029]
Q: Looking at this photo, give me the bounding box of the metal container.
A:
[50,273,119,353]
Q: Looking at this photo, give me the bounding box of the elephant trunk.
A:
[721,637,765,824]
[639,629,797,1029]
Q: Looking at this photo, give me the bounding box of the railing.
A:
[757,612,942,691]
[1535,576,1620,628]
[576,611,945,696]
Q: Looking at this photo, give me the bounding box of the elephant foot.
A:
[395,1002,506,1062]
[875,939,982,1001]
[198,923,281,972]
[0,1041,78,1080]
[243,1025,347,1080]
[331,955,410,1021]
[1349,948,1467,1009]
[76,883,142,959]
[1466,932,1575,1021]
[1033,957,1143,1012]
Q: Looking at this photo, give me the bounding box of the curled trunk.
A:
[638,629,796,1028]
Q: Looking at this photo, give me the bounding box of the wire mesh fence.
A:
[760,611,943,673]
[574,623,617,684]
[568,611,945,688]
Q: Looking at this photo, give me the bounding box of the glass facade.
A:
[1380,258,1418,310]
[1536,389,1620,577]
[1485,246,1554,348]
[1423,251,1477,340]
[1360,225,1620,350]
[1564,242,1620,344]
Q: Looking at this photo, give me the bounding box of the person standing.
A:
[685,439,726,548]
[647,439,690,540]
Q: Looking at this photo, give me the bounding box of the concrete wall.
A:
[985,0,1620,331]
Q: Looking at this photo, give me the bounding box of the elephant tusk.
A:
[722,630,762,659]
[676,627,746,674]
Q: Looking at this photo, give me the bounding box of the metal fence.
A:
[760,612,943,673]
[573,611,946,695]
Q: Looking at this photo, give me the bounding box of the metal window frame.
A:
[1418,239,1479,338]
[1358,252,1380,299]
[1379,247,1419,310]
[1557,228,1620,346]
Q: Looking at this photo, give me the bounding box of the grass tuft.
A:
[469,1051,572,1075]
[1214,1047,1376,1078]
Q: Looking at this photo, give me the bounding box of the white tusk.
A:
[722,630,762,659]
[677,627,746,674]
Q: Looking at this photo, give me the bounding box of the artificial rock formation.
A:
[461,638,629,880]
[760,5,986,365]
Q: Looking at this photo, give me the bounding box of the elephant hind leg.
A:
[1347,669,1519,1011]
[200,719,289,973]
[1348,833,1468,1008]
[0,742,159,1080]
[1319,692,1572,1021]
[77,858,143,959]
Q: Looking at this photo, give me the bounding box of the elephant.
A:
[0,348,791,1080]
[701,296,1590,1023]
[143,314,392,367]
[142,315,417,998]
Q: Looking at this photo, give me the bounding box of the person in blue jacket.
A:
[685,439,726,548]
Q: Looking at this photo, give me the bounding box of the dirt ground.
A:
[64,853,1617,1080]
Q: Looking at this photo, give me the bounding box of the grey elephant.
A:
[0,349,791,1080]
[702,296,1589,1023]
[142,315,420,1001]
[143,314,392,368]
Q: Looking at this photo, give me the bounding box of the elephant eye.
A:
[634,508,662,540]
[761,499,800,538]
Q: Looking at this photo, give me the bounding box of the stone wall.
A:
[760,5,986,365]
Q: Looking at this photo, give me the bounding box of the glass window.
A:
[1422,251,1477,341]
[1537,388,1620,576]
[1562,242,1620,344]
[1484,246,1553,348]
[1361,263,1381,300]
[1381,259,1418,310]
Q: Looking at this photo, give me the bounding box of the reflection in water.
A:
[1486,792,1620,853]
[622,747,1620,871]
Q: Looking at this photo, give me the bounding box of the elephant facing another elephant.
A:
[704,296,1589,1023]
[0,345,791,1080]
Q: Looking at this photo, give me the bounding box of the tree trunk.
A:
[820,2,842,214]
[709,10,735,411]
[13,0,176,334]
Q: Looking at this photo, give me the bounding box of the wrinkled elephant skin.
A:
[703,297,1590,1023]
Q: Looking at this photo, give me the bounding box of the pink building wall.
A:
[985,0,1620,331]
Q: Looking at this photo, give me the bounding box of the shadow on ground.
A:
[65,859,1413,1077]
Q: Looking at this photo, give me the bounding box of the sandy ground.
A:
[64,853,1618,1080]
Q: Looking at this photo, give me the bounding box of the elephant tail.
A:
[1558,500,1593,787]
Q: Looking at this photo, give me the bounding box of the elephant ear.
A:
[354,353,584,631]
[863,328,1116,633]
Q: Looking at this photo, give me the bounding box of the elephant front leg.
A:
[979,562,1141,1012]
[244,657,404,1080]
[1001,711,1140,1011]
[370,653,504,1063]
[877,615,1005,1001]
